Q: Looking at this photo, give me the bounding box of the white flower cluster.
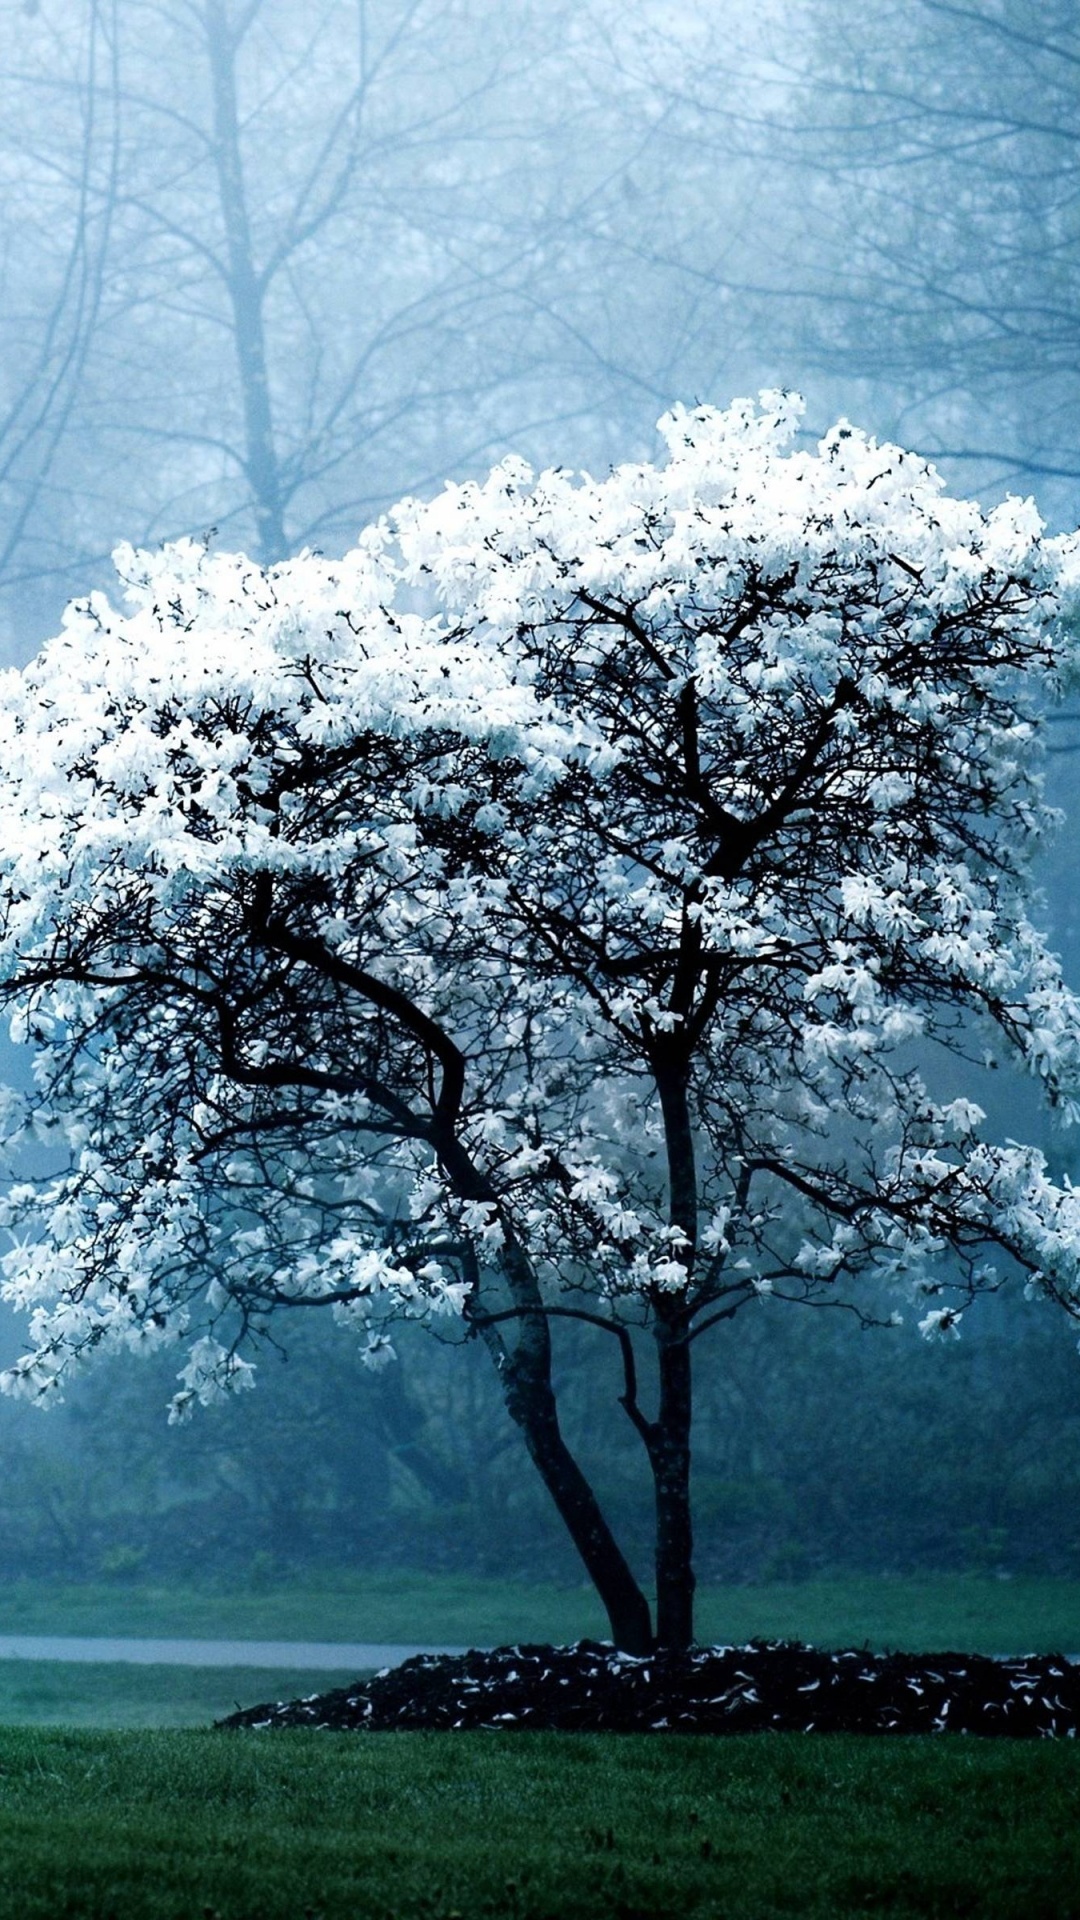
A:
[0,392,1078,1408]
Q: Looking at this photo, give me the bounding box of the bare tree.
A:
[63,0,696,553]
[0,0,122,647]
[762,0,1080,510]
[0,0,780,647]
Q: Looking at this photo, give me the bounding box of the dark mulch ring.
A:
[218,1639,1080,1738]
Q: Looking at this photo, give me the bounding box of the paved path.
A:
[0,1635,463,1669]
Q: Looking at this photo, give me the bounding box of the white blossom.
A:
[0,392,1078,1411]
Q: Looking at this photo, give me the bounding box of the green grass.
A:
[0,1570,1076,1654]
[695,1575,1080,1655]
[0,1725,1076,1918]
[0,1661,362,1729]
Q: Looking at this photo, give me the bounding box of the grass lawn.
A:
[0,1724,1076,1919]
[0,1570,1075,1654]
[0,1660,362,1729]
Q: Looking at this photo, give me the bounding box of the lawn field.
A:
[0,1571,1076,1655]
[0,1725,1076,1919]
[0,1660,362,1729]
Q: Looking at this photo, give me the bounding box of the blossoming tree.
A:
[2,394,1080,1653]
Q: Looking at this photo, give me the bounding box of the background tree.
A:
[0,0,766,653]
[762,0,1080,513]
[2,399,1080,1650]
[7,2,1080,636]
[0,0,122,640]
[95,0,599,564]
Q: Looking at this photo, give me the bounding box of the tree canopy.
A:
[1,393,1079,1649]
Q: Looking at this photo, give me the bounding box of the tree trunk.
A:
[651,1316,695,1651]
[204,0,288,563]
[651,1058,699,1652]
[435,1101,655,1653]
[498,1329,655,1656]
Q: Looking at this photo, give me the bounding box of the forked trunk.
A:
[500,1332,654,1657]
[461,1206,656,1655]
[489,1300,699,1656]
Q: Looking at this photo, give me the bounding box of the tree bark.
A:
[650,1058,699,1651]
[495,1311,655,1657]
[435,1121,656,1657]
[204,0,288,563]
[651,1314,695,1650]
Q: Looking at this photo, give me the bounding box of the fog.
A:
[1,0,1079,1597]
[7,0,1078,652]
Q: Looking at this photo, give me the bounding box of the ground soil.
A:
[218,1639,1080,1737]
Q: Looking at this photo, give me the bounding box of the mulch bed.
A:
[217,1639,1080,1738]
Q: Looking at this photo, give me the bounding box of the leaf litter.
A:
[218,1639,1080,1737]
